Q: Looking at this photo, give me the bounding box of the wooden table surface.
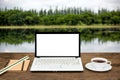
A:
[0,53,120,80]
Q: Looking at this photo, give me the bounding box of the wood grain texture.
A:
[0,53,120,80]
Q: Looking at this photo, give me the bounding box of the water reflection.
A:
[0,42,34,52]
[0,28,120,52]
[81,38,120,52]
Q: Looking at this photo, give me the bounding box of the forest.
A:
[0,8,120,26]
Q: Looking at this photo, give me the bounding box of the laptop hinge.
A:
[36,57,79,58]
[36,56,40,58]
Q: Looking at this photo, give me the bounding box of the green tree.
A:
[111,16,120,25]
[25,16,33,25]
[8,13,24,25]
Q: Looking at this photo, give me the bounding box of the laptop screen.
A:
[35,32,80,57]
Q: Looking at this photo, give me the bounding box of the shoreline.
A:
[0,25,120,29]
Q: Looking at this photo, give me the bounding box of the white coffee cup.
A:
[91,57,111,69]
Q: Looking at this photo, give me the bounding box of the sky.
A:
[0,0,120,12]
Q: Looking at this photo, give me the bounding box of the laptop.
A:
[30,32,84,71]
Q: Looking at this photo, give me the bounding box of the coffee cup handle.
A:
[107,61,111,64]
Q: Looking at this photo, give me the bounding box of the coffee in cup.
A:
[91,57,111,69]
[93,60,106,63]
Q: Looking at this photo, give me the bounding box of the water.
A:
[0,42,34,52]
[81,38,120,52]
[0,38,120,53]
[0,28,120,53]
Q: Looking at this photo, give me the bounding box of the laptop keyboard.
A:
[34,58,81,68]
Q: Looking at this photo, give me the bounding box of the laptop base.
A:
[30,57,84,71]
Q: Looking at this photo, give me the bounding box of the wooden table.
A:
[0,53,120,80]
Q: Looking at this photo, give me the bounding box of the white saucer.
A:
[85,62,112,72]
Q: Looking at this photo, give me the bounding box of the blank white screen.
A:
[36,34,79,56]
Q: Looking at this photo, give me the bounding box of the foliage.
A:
[0,8,120,26]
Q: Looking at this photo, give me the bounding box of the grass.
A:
[0,25,120,29]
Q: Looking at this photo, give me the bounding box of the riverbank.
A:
[0,25,120,29]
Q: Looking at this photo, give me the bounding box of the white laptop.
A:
[30,32,84,71]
